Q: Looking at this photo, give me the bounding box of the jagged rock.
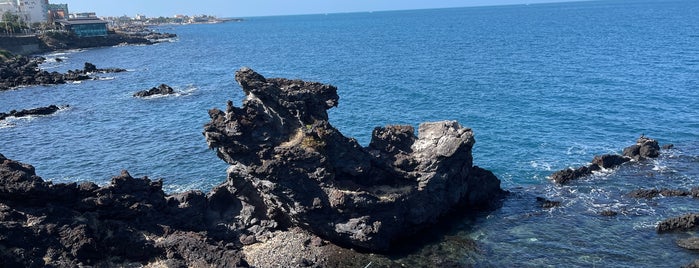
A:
[600,210,618,217]
[684,260,699,268]
[536,197,561,209]
[0,105,65,121]
[0,154,246,267]
[0,55,125,91]
[677,237,699,250]
[203,67,505,251]
[627,188,699,199]
[133,84,175,98]
[550,135,664,185]
[622,135,660,160]
[592,154,631,169]
[550,165,598,184]
[657,213,699,233]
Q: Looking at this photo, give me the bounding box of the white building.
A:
[0,0,18,17]
[17,0,48,23]
[0,0,47,24]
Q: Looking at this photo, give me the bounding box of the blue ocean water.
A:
[1,0,698,266]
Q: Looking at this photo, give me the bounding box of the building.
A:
[0,0,19,19]
[59,17,108,37]
[16,0,47,24]
[47,3,68,21]
[0,0,47,24]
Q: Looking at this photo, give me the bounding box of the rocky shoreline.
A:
[0,68,505,267]
[0,55,126,91]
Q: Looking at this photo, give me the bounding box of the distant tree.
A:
[1,11,27,34]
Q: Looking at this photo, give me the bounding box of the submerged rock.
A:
[550,135,663,184]
[536,197,561,209]
[203,67,505,251]
[133,84,176,98]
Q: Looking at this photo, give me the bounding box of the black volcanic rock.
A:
[0,153,247,267]
[677,237,699,251]
[627,188,699,199]
[0,54,125,91]
[657,213,699,233]
[623,135,661,160]
[550,135,663,185]
[203,67,505,251]
[536,197,561,209]
[0,105,65,121]
[133,84,175,98]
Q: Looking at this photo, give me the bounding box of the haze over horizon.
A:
[61,0,587,18]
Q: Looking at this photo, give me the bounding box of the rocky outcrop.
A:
[0,153,247,267]
[627,188,699,199]
[38,31,176,52]
[0,105,66,121]
[657,213,699,233]
[203,67,505,251]
[550,136,662,184]
[0,68,503,265]
[0,55,126,91]
[536,197,561,209]
[133,84,175,98]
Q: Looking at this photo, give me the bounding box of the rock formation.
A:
[203,67,505,251]
[0,68,504,265]
[0,153,246,267]
[657,213,699,233]
[549,136,662,184]
[0,105,66,121]
[133,84,176,98]
[0,55,126,91]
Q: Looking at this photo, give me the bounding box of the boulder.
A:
[677,237,699,251]
[550,135,664,185]
[133,84,175,98]
[0,105,65,121]
[622,135,660,160]
[203,67,505,251]
[657,213,699,233]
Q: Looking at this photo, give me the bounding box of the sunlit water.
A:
[1,0,698,266]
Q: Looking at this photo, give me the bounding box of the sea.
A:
[1,0,698,266]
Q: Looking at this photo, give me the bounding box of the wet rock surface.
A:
[0,55,126,91]
[657,213,699,233]
[549,136,662,184]
[0,105,66,121]
[202,67,505,251]
[133,84,176,97]
[627,188,699,199]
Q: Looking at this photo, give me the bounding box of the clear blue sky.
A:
[60,0,582,18]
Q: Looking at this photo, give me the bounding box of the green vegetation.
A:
[1,11,28,34]
[0,49,15,63]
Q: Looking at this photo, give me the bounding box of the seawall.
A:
[0,35,44,55]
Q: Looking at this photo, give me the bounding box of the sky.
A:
[60,0,581,18]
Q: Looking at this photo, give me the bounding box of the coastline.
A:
[1,2,697,266]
